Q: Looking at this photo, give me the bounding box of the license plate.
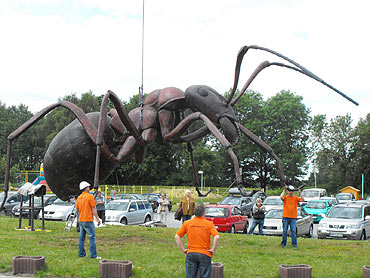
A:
[330,232,343,237]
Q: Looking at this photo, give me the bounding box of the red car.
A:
[205,204,249,233]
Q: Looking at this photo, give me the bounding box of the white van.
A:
[301,188,327,202]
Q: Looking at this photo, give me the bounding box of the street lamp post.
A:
[198,171,204,202]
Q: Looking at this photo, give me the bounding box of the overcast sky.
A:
[0,0,368,125]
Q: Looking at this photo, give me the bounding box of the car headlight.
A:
[346,223,360,229]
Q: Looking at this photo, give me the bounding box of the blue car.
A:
[303,200,332,223]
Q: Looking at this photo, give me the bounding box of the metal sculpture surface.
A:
[0,45,358,207]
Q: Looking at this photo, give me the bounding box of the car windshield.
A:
[302,191,319,198]
[306,201,327,209]
[53,198,72,205]
[220,197,240,205]
[106,201,129,211]
[265,209,283,219]
[336,194,352,200]
[263,198,283,206]
[326,206,362,219]
[206,207,229,218]
[22,196,44,206]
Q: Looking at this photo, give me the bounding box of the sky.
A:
[0,0,369,125]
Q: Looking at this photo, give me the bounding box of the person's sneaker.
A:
[92,256,102,259]
[292,245,297,248]
[281,245,286,248]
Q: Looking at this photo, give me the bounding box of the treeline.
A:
[0,90,369,194]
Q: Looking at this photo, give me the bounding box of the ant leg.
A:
[237,123,286,186]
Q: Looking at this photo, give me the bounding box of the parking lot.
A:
[165,211,319,238]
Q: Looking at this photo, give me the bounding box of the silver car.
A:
[259,208,313,237]
[262,196,283,212]
[42,198,75,221]
[105,199,153,225]
[317,202,370,240]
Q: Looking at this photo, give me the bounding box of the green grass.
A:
[1,216,369,278]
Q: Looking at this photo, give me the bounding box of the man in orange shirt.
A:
[175,203,220,278]
[76,181,101,259]
[280,185,304,247]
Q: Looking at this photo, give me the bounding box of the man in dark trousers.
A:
[175,203,220,278]
[280,185,305,247]
[76,181,101,259]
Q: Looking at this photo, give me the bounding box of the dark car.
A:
[12,194,58,218]
[220,196,253,217]
[142,193,172,212]
[0,192,28,216]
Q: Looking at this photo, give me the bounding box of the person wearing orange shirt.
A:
[76,181,101,259]
[280,185,304,248]
[175,203,220,278]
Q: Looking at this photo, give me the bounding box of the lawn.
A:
[0,216,369,278]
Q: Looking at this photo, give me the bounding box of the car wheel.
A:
[243,222,249,234]
[229,225,236,234]
[144,215,151,223]
[307,224,313,238]
[361,230,366,240]
[120,217,128,225]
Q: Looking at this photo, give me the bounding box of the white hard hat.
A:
[185,189,191,194]
[287,185,295,191]
[79,181,91,190]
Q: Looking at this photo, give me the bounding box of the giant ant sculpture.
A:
[0,45,358,208]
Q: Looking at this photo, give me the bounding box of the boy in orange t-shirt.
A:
[280,185,304,247]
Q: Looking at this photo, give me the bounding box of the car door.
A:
[136,201,147,223]
[233,207,245,231]
[363,206,370,237]
[230,207,240,230]
[127,201,139,224]
[297,208,310,236]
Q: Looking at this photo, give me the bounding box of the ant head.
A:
[185,85,240,144]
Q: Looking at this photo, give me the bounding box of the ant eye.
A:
[198,88,209,97]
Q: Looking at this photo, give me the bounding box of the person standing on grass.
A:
[175,203,220,278]
[76,181,101,259]
[95,191,106,224]
[180,189,195,223]
[157,193,169,224]
[248,198,265,235]
[280,185,304,248]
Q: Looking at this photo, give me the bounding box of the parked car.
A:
[317,202,370,240]
[105,199,153,225]
[260,208,313,237]
[219,196,253,217]
[0,191,28,215]
[42,198,75,221]
[142,193,172,212]
[205,204,248,233]
[320,197,338,207]
[303,200,332,223]
[301,188,327,202]
[113,193,146,200]
[12,194,58,218]
[336,193,355,203]
[263,196,283,212]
